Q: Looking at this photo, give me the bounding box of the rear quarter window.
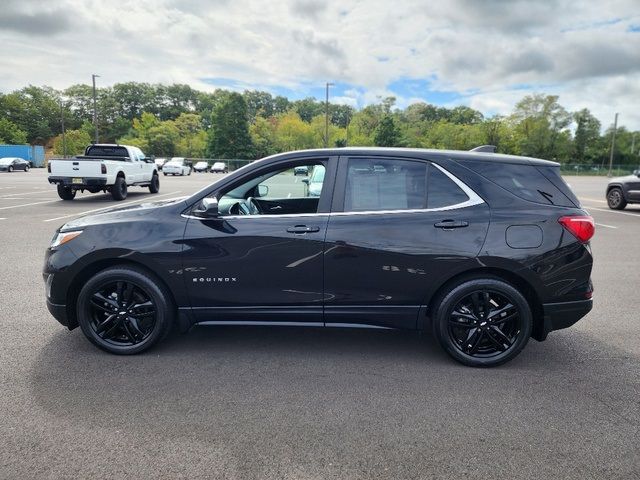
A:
[460,160,577,207]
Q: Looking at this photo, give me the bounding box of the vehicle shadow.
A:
[29,325,640,478]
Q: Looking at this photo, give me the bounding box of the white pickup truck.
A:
[48,144,160,201]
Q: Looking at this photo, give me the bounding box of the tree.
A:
[52,129,91,156]
[373,115,400,147]
[206,92,254,158]
[0,118,28,144]
[250,116,278,158]
[573,109,601,163]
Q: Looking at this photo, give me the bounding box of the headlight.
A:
[51,230,83,248]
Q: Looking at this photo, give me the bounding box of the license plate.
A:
[72,178,83,184]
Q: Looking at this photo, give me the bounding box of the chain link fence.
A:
[559,164,640,176]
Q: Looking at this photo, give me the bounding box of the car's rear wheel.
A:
[111,176,127,201]
[57,185,76,200]
[149,173,160,193]
[607,187,627,210]
[432,278,532,367]
[76,266,174,354]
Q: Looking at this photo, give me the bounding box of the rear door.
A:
[323,155,490,329]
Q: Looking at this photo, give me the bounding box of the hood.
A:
[610,174,640,183]
[61,197,187,230]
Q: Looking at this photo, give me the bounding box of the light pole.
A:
[92,74,100,143]
[607,112,618,177]
[59,98,67,158]
[325,82,334,148]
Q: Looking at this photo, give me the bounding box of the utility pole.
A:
[325,82,334,148]
[60,99,67,158]
[607,112,618,177]
[92,74,100,143]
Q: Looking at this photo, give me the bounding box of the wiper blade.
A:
[537,189,555,204]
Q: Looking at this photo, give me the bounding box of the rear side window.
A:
[343,158,469,212]
[460,160,577,207]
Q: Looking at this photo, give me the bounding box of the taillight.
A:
[101,164,107,174]
[558,215,595,243]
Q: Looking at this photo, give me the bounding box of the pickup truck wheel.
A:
[112,177,128,201]
[149,173,160,193]
[57,185,76,201]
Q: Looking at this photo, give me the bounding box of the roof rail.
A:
[469,145,496,153]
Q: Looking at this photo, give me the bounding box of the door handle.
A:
[434,220,469,229]
[287,225,320,234]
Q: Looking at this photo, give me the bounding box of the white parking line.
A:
[0,218,6,220]
[585,206,640,218]
[43,191,183,222]
[0,200,58,210]
[595,223,618,229]
[579,197,607,204]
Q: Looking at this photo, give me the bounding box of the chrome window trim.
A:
[182,163,484,220]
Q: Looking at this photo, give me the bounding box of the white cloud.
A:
[0,0,639,128]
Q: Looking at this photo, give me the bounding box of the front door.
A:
[182,157,336,324]
[323,155,490,329]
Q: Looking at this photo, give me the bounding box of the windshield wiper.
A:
[537,189,555,204]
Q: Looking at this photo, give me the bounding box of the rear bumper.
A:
[48,176,108,188]
[539,299,593,340]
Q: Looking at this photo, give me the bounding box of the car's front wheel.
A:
[24,165,30,172]
[432,277,532,367]
[76,266,174,354]
[607,187,627,210]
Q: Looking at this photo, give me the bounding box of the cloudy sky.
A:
[1,0,639,129]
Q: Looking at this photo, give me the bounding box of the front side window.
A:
[214,161,325,216]
[344,157,469,212]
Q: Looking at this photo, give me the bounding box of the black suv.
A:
[44,148,594,367]
[606,169,640,210]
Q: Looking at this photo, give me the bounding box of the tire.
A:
[149,173,160,193]
[57,184,76,200]
[111,176,128,201]
[24,165,30,172]
[163,172,167,176]
[432,277,532,367]
[607,187,627,210]
[76,266,174,354]
[8,166,13,172]
[187,168,192,176]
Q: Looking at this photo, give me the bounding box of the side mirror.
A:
[258,185,269,197]
[194,197,219,218]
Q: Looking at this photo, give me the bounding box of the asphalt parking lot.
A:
[0,170,638,479]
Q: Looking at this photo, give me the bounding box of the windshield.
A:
[311,165,325,182]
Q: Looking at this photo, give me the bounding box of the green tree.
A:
[0,118,28,144]
[250,116,278,158]
[373,115,400,147]
[573,109,601,163]
[52,129,91,156]
[206,92,254,158]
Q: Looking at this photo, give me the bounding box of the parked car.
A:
[47,144,159,201]
[211,162,228,173]
[606,169,640,209]
[43,147,594,367]
[163,157,192,176]
[154,157,167,171]
[194,161,210,173]
[0,157,30,172]
[302,164,324,196]
[293,165,308,176]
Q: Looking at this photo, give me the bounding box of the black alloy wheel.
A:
[77,266,173,354]
[607,187,626,210]
[433,278,532,367]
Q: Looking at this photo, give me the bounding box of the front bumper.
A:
[46,297,70,328]
[539,298,593,340]
[48,176,108,188]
